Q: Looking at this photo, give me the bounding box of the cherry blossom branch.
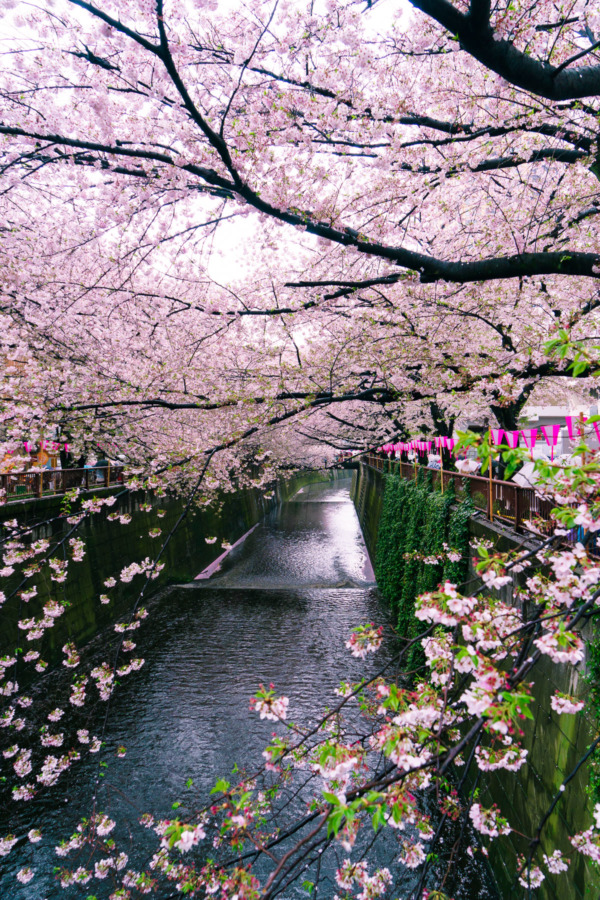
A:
[409,0,600,99]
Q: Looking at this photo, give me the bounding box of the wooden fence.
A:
[364,454,556,536]
[0,466,124,502]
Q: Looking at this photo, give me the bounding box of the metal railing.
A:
[365,454,555,535]
[0,466,125,502]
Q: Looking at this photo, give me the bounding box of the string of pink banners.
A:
[22,441,70,453]
[377,416,600,463]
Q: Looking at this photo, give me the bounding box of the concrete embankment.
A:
[351,461,599,900]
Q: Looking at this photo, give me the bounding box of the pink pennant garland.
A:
[490,428,505,446]
[505,431,519,449]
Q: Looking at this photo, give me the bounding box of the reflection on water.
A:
[204,482,375,589]
[1,477,495,899]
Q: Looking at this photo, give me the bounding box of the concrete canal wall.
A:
[351,462,599,900]
[0,469,341,669]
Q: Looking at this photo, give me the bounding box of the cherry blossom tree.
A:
[0,0,598,456]
[1,0,600,897]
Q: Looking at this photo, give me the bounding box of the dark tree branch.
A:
[410,0,600,99]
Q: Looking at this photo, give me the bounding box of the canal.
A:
[2,476,495,898]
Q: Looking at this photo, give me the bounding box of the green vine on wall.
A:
[375,470,472,672]
[586,637,600,803]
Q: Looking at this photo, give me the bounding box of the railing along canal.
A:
[0,465,124,503]
[364,453,555,537]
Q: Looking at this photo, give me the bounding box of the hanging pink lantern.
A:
[565,415,587,440]
[540,424,561,460]
[541,425,561,447]
[520,428,538,452]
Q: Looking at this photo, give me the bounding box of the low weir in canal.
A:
[2,474,495,899]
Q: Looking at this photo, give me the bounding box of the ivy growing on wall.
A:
[586,634,600,803]
[375,470,472,672]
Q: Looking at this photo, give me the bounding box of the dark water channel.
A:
[2,478,495,899]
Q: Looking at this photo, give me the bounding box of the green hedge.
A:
[375,470,472,671]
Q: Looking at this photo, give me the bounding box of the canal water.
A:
[1,477,495,898]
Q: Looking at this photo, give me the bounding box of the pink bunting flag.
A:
[446,438,456,453]
[505,431,519,449]
[565,415,587,440]
[490,428,505,446]
[519,427,538,459]
[541,423,561,460]
[541,424,561,447]
[64,443,70,452]
[520,428,538,450]
[592,423,600,445]
[425,441,432,451]
[434,436,442,449]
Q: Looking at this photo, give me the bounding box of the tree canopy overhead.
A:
[0,0,599,464]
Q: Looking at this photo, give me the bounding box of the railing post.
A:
[37,472,43,498]
[85,469,90,491]
[515,486,521,533]
[488,428,494,523]
[107,464,111,487]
